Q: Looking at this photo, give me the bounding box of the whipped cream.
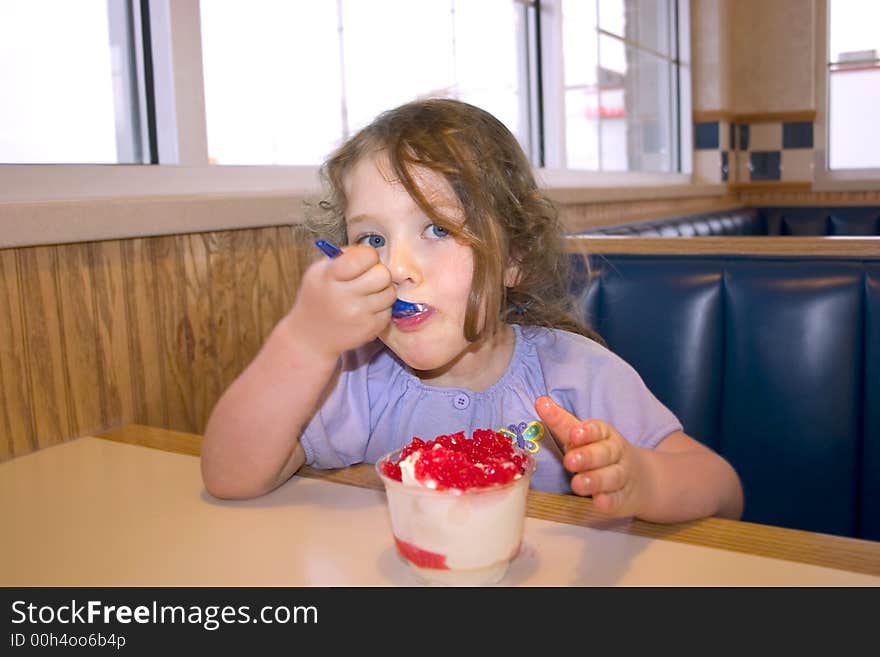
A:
[398,450,438,489]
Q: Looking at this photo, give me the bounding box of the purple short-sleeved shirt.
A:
[300,324,681,494]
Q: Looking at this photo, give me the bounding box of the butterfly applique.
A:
[499,421,544,453]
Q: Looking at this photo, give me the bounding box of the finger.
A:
[564,435,622,472]
[363,285,397,314]
[534,396,580,451]
[592,489,627,515]
[568,420,615,448]
[328,245,381,281]
[570,463,625,497]
[352,262,393,295]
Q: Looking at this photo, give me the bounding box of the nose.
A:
[385,240,422,289]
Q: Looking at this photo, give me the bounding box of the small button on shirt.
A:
[453,393,470,410]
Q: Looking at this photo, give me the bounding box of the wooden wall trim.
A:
[733,110,817,123]
[692,110,736,122]
[729,182,812,193]
[737,189,880,206]
[693,110,817,124]
[567,236,880,257]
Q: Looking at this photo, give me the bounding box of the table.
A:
[2,425,879,586]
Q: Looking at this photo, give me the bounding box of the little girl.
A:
[201,98,743,523]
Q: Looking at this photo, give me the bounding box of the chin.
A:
[395,350,451,373]
[381,340,458,374]
[380,324,473,373]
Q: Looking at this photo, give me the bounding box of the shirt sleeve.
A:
[539,331,682,450]
[299,341,384,469]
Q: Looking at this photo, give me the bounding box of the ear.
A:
[503,261,521,288]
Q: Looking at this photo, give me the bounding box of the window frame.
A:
[812,0,880,190]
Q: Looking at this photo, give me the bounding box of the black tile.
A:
[739,124,750,150]
[721,151,729,181]
[694,121,719,149]
[750,151,781,180]
[783,121,813,148]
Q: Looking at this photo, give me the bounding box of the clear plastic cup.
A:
[375,447,535,585]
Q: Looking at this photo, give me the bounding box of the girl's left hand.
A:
[534,395,649,517]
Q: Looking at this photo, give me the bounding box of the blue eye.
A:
[425,224,449,239]
[356,234,386,248]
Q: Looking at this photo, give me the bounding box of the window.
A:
[1,0,685,176]
[552,0,679,172]
[826,0,880,170]
[0,0,148,164]
[199,0,683,173]
[199,0,526,166]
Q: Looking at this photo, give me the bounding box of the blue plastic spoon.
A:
[314,240,428,318]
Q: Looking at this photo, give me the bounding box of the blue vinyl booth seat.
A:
[762,207,880,236]
[571,254,880,540]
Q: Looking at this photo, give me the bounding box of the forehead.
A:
[343,152,460,215]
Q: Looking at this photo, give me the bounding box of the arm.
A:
[200,245,396,499]
[624,430,743,522]
[535,396,744,523]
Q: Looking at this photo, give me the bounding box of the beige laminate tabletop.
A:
[1,425,878,586]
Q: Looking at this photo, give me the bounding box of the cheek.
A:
[442,254,474,310]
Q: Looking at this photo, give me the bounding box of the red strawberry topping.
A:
[394,537,448,569]
[379,429,527,490]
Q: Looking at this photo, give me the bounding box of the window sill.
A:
[0,164,323,203]
[539,169,726,203]
[811,173,880,192]
[0,164,719,203]
[0,165,726,248]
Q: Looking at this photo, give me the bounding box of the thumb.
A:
[534,395,578,452]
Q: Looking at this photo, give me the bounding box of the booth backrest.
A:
[570,248,880,540]
[761,207,880,236]
[588,206,880,237]
[589,208,764,236]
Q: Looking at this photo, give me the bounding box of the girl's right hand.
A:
[285,244,397,360]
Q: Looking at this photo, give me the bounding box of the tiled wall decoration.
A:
[736,120,813,184]
[693,119,732,184]
[694,116,814,186]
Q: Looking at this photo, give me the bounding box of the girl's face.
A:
[343,153,512,387]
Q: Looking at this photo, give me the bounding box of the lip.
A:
[392,299,428,318]
[391,307,434,331]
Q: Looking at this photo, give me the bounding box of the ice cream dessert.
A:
[376,429,535,585]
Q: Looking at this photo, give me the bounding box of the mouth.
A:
[391,304,433,330]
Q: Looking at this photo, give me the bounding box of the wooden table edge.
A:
[94,424,880,578]
[565,235,880,257]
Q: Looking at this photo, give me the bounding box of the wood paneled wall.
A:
[0,225,314,462]
[559,194,743,232]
